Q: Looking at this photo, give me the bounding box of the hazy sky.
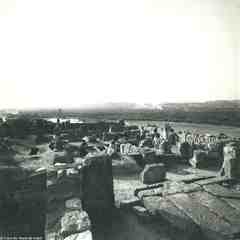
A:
[0,0,239,109]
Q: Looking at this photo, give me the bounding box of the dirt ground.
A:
[92,208,173,240]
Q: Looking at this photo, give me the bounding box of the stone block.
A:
[65,198,82,211]
[141,150,156,164]
[189,150,208,168]
[140,163,166,184]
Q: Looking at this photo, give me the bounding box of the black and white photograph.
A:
[0,0,240,239]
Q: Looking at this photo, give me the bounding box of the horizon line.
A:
[0,98,239,111]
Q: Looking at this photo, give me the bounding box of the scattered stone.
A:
[66,168,79,176]
[74,157,84,165]
[77,165,83,170]
[140,163,166,184]
[61,210,91,238]
[48,169,58,176]
[64,230,93,240]
[65,198,82,211]
[35,167,46,173]
[57,169,67,178]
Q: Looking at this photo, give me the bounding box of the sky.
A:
[0,0,239,109]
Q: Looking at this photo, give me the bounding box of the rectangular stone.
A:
[65,198,82,211]
[189,191,240,226]
[140,163,166,184]
[203,184,240,199]
[195,176,231,186]
[180,174,215,184]
[168,193,238,239]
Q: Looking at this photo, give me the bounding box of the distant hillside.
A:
[17,99,240,127]
[161,100,240,111]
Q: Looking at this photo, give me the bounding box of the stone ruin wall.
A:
[0,154,114,240]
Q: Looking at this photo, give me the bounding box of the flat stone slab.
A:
[142,180,240,240]
[203,183,240,199]
[142,196,199,236]
[167,193,239,240]
[179,174,216,183]
[195,176,230,186]
[221,197,240,212]
[189,191,240,226]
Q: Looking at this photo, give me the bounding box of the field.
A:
[128,120,240,138]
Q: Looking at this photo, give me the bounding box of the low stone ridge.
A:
[194,176,230,186]
[140,163,166,184]
[162,181,202,196]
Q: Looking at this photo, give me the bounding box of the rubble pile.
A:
[0,117,239,239]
